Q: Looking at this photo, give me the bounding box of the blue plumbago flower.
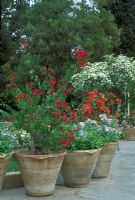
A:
[99,114,112,124]
[85,118,97,125]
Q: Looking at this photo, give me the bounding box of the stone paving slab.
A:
[0,141,135,200]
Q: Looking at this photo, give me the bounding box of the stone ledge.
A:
[3,171,64,189]
[3,172,24,189]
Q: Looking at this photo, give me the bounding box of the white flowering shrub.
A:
[72,54,135,95]
[72,61,113,93]
[105,54,135,93]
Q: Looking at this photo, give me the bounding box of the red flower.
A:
[56,83,61,89]
[12,76,17,81]
[109,92,116,98]
[70,113,77,120]
[75,50,89,58]
[115,98,122,104]
[83,104,93,117]
[22,39,29,49]
[16,93,27,100]
[60,140,70,146]
[32,88,43,95]
[55,100,63,107]
[64,87,73,96]
[48,68,54,73]
[99,92,104,97]
[26,82,34,86]
[27,98,33,103]
[49,77,57,85]
[62,102,70,109]
[51,112,56,117]
[62,116,69,123]
[56,112,61,120]
[96,100,104,111]
[69,135,75,141]
[49,87,55,94]
[104,107,111,114]
[102,98,108,102]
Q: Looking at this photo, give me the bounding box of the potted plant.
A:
[61,89,122,185]
[124,113,135,140]
[92,114,122,178]
[10,70,78,196]
[61,118,105,187]
[0,123,15,190]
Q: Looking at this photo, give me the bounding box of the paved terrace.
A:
[0,140,135,200]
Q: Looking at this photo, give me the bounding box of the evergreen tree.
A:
[1,0,30,65]
[95,0,135,56]
[27,0,120,67]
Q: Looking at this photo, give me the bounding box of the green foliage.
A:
[98,0,135,57]
[26,0,120,67]
[69,120,105,150]
[1,0,30,65]
[9,71,78,153]
[98,114,121,143]
[8,156,19,172]
[0,123,15,156]
[68,113,122,151]
[111,0,135,57]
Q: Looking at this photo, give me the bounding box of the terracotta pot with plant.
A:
[125,114,135,140]
[92,114,122,178]
[61,118,104,187]
[0,123,15,190]
[10,69,79,196]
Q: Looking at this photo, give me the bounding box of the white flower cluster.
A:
[72,61,113,92]
[106,54,135,91]
[72,54,135,93]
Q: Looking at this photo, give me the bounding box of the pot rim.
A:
[15,150,67,159]
[109,142,118,145]
[67,149,99,154]
[0,152,13,159]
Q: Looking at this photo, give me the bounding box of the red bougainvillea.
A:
[32,88,43,95]
[75,49,89,68]
[82,90,122,119]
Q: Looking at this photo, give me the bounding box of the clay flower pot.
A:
[0,154,13,190]
[125,128,135,141]
[92,142,117,178]
[15,151,66,196]
[61,149,100,187]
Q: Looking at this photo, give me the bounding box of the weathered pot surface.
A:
[61,149,100,187]
[0,154,13,190]
[92,142,117,178]
[15,151,66,196]
[125,128,135,141]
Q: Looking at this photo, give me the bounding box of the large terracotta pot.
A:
[61,149,100,187]
[92,142,117,178]
[125,128,135,141]
[0,154,12,190]
[15,151,66,196]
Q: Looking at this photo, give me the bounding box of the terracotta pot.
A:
[0,154,12,190]
[125,128,135,141]
[92,142,117,178]
[61,149,100,187]
[15,151,66,196]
